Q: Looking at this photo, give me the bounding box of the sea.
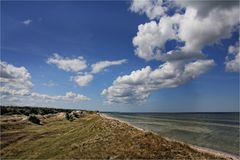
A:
[104,112,240,156]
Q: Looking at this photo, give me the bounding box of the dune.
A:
[0,109,234,159]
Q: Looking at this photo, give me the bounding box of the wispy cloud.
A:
[22,19,32,26]
[91,59,127,74]
[43,80,58,87]
[31,92,90,102]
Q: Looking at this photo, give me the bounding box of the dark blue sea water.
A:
[104,112,240,155]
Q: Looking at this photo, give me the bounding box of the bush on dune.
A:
[28,114,41,125]
[65,112,74,122]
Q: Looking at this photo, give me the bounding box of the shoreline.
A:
[100,113,239,160]
[1,109,238,159]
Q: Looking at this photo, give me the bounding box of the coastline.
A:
[100,113,239,160]
[1,108,238,159]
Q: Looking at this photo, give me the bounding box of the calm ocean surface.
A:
[104,112,240,155]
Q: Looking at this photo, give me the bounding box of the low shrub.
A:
[28,114,41,125]
[65,113,74,122]
[72,112,81,118]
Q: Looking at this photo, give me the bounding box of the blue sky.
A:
[1,1,239,112]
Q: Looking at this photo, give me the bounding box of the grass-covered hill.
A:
[0,106,230,159]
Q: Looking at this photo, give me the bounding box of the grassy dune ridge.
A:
[0,106,232,159]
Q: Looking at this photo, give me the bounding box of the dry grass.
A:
[0,113,230,159]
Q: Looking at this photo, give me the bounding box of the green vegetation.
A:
[0,106,228,159]
[0,106,75,116]
[65,112,74,121]
[28,114,41,125]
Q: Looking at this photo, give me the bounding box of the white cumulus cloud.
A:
[133,15,181,61]
[102,0,239,104]
[178,6,239,54]
[46,53,127,87]
[72,74,93,86]
[0,61,33,96]
[47,53,87,72]
[102,59,215,104]
[130,0,167,20]
[0,61,90,106]
[175,0,239,18]
[225,43,240,72]
[132,0,239,61]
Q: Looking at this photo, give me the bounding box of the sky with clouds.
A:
[1,0,239,112]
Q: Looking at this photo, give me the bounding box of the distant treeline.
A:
[0,106,76,116]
